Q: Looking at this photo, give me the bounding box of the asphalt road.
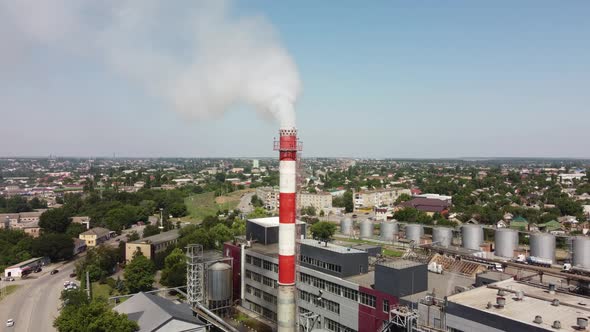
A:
[237,192,255,214]
[0,260,77,332]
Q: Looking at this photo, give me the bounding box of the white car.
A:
[6,319,14,327]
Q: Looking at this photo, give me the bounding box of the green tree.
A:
[247,207,270,219]
[310,222,337,241]
[210,224,233,248]
[395,193,412,204]
[32,233,74,261]
[39,208,71,233]
[126,231,140,242]
[343,190,354,213]
[160,248,186,287]
[61,288,89,307]
[65,223,87,238]
[301,206,316,216]
[124,251,155,293]
[142,224,161,238]
[54,298,138,332]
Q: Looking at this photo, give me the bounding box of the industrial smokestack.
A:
[275,127,299,332]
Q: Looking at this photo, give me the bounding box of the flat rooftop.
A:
[248,217,306,228]
[248,242,279,258]
[300,239,366,254]
[401,271,475,304]
[131,229,179,245]
[447,279,590,332]
[378,259,424,270]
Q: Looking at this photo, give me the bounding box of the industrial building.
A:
[3,257,50,278]
[223,217,442,332]
[126,229,180,262]
[444,278,590,332]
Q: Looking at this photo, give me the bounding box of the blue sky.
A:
[1,1,589,158]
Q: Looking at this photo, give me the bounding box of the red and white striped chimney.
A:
[276,127,299,332]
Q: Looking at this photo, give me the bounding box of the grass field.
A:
[0,285,20,302]
[184,189,252,222]
[91,282,112,300]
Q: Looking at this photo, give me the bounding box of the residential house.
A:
[79,227,111,247]
[509,216,529,231]
[126,229,180,262]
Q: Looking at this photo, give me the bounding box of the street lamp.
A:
[159,208,164,230]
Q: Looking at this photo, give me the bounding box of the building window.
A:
[383,299,389,313]
[359,292,376,308]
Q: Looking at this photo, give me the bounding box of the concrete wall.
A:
[374,263,428,298]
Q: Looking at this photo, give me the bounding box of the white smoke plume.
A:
[0,0,301,128]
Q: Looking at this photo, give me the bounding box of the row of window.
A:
[246,254,279,273]
[245,284,278,306]
[298,272,376,308]
[359,292,376,308]
[299,273,359,302]
[299,290,340,314]
[324,317,356,332]
[300,255,342,273]
[245,299,277,322]
[245,269,278,289]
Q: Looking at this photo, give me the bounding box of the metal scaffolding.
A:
[382,305,419,332]
[186,244,204,306]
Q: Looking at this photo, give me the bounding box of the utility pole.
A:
[159,208,164,230]
[86,270,91,300]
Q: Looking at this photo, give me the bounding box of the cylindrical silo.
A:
[359,220,374,239]
[380,221,398,241]
[461,225,484,250]
[340,217,354,236]
[530,233,556,263]
[405,224,424,243]
[572,236,590,269]
[495,229,519,258]
[207,262,232,308]
[432,227,453,247]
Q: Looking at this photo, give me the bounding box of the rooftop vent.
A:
[497,289,506,296]
[552,299,560,306]
[534,316,543,324]
[515,291,524,301]
[552,320,561,329]
[486,301,493,309]
[578,317,588,330]
[549,283,556,295]
[496,296,506,309]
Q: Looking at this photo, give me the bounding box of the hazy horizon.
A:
[2,1,589,158]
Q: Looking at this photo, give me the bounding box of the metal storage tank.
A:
[380,221,398,241]
[572,236,590,269]
[432,227,453,247]
[530,233,556,263]
[494,229,519,258]
[207,262,232,307]
[461,225,484,250]
[359,220,374,239]
[405,224,424,243]
[340,217,354,236]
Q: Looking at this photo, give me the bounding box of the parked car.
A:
[34,267,42,273]
[69,272,76,278]
[50,269,59,275]
[5,277,15,282]
[6,319,14,327]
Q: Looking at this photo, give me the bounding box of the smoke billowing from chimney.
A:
[0,0,301,128]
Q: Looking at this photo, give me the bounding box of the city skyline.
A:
[1,1,589,158]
